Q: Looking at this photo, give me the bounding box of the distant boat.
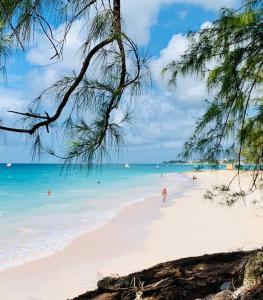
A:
[6,163,12,168]
[124,163,130,168]
[156,165,160,168]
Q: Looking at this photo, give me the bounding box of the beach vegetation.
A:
[244,252,263,287]
[164,0,263,193]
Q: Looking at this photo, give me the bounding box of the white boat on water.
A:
[124,163,130,168]
[6,163,12,168]
[156,165,160,168]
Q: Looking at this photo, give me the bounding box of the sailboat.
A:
[124,163,130,168]
[6,162,12,168]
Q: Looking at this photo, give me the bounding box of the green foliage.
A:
[204,184,247,206]
[244,252,263,286]
[164,0,263,177]
[241,123,263,165]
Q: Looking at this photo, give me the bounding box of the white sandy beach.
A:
[0,170,262,300]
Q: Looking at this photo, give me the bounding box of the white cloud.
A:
[0,88,26,116]
[125,21,213,151]
[126,92,203,151]
[200,21,213,29]
[178,10,188,20]
[151,30,208,108]
[151,33,189,85]
[25,20,87,93]
[122,0,239,45]
[27,20,85,70]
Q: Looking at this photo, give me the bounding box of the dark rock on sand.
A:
[71,249,263,300]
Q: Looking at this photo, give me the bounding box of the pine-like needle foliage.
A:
[164,0,263,190]
[0,0,150,166]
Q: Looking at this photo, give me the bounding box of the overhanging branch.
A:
[0,37,114,134]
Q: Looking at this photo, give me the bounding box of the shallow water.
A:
[0,163,197,270]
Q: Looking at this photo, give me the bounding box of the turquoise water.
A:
[0,163,196,270]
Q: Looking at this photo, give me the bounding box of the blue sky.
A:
[0,0,240,163]
[150,4,216,55]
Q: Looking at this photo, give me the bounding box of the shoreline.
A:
[0,171,184,272]
[0,170,262,300]
[0,172,187,300]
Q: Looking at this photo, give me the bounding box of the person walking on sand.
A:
[162,187,167,202]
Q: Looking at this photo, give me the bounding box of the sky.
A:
[0,0,241,163]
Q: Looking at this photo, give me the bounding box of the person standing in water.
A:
[162,187,167,202]
[48,190,51,197]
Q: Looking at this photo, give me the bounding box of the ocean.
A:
[0,163,197,270]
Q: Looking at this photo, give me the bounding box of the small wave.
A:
[18,227,35,234]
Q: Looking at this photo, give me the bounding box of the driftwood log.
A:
[72,250,263,300]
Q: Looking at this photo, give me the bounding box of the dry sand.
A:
[0,170,262,300]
